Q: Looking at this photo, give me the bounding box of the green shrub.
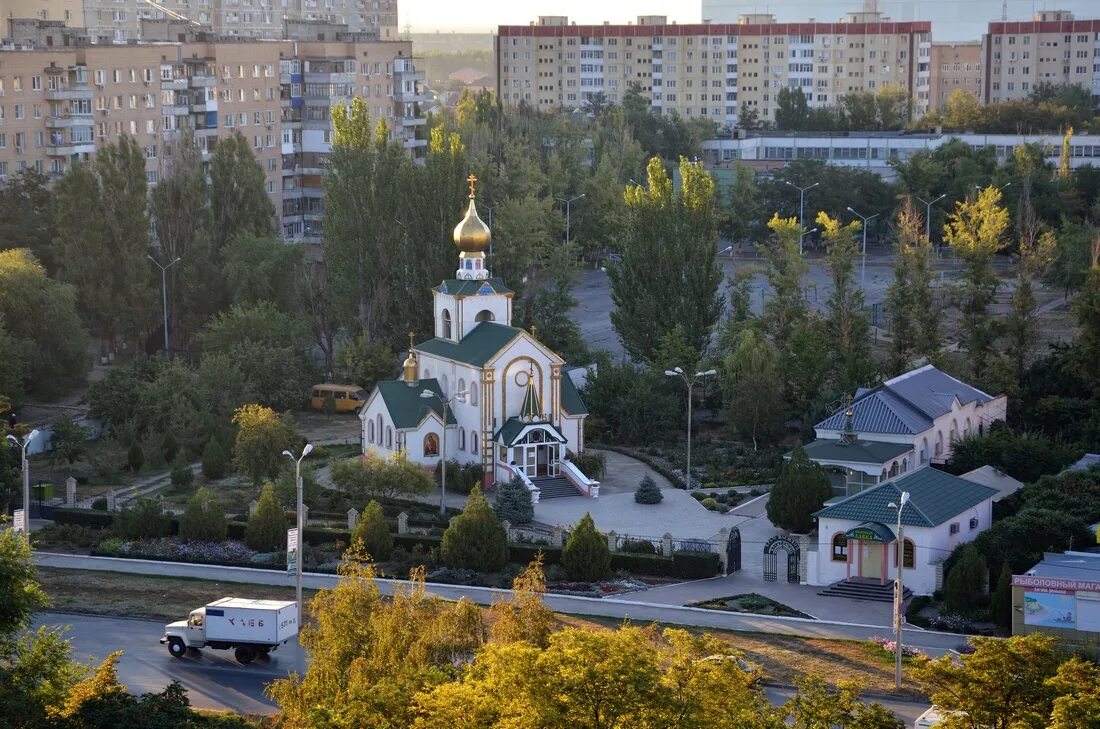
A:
[91,497,108,512]
[494,477,534,525]
[440,487,509,573]
[201,436,229,480]
[570,451,607,480]
[634,475,663,504]
[671,550,721,578]
[161,432,179,464]
[178,487,228,542]
[619,538,658,555]
[170,457,194,488]
[352,500,393,561]
[562,513,611,581]
[434,460,484,496]
[127,442,144,473]
[54,508,114,529]
[944,544,988,612]
[244,483,287,552]
[114,498,171,539]
[701,497,719,510]
[765,443,832,533]
[989,561,1014,630]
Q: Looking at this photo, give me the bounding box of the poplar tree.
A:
[886,199,941,373]
[210,131,276,251]
[609,157,722,362]
[944,186,1010,379]
[817,211,873,390]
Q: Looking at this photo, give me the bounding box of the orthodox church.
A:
[358,177,596,499]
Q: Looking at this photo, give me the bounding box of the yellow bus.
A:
[310,384,368,413]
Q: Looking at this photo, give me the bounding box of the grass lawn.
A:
[687,593,814,619]
[36,568,926,700]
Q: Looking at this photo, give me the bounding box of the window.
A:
[831,533,848,562]
[459,428,466,451]
[469,385,478,406]
[441,308,452,339]
[423,432,439,457]
[472,432,478,455]
[893,539,915,569]
[949,522,960,535]
[367,420,375,443]
[969,517,979,530]
[385,427,393,449]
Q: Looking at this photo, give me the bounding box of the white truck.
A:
[161,597,298,664]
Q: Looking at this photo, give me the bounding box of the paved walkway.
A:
[33,552,967,654]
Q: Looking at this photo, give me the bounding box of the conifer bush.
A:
[245,483,287,552]
[178,487,228,542]
[353,500,393,561]
[945,544,988,613]
[126,442,144,473]
[440,487,509,573]
[495,477,534,525]
[161,432,179,465]
[201,436,229,480]
[562,513,611,581]
[170,456,194,488]
[634,475,663,504]
[765,443,832,533]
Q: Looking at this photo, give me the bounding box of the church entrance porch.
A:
[513,439,559,478]
[844,522,895,586]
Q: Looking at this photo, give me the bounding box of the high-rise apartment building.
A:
[928,42,983,112]
[3,0,400,43]
[0,22,424,242]
[496,13,932,129]
[981,10,1100,104]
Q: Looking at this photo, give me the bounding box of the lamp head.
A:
[900,491,910,507]
[808,182,819,189]
[302,443,314,458]
[28,429,38,441]
[146,254,156,263]
[674,366,684,374]
[5,434,17,446]
[664,370,677,377]
[578,193,587,199]
[699,369,718,377]
[281,450,293,459]
[846,206,855,213]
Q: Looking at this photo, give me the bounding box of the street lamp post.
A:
[421,388,469,515]
[6,430,39,536]
[975,181,1013,195]
[556,194,586,245]
[799,227,818,256]
[281,443,313,627]
[888,490,911,692]
[663,367,717,489]
[914,194,946,244]
[785,180,818,251]
[847,206,880,288]
[146,254,181,359]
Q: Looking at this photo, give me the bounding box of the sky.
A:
[403,0,1099,41]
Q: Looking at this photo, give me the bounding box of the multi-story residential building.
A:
[700,129,1100,180]
[3,0,399,43]
[0,22,424,242]
[495,12,933,129]
[928,41,983,112]
[982,10,1100,104]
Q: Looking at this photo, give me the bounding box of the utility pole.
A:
[557,194,586,245]
[282,443,313,628]
[914,194,946,244]
[889,491,911,692]
[785,180,818,254]
[146,254,181,359]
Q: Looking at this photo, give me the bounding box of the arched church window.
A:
[442,308,452,339]
[888,461,899,478]
[459,428,466,451]
[368,420,375,443]
[469,384,478,406]
[475,309,495,323]
[441,374,448,395]
[385,426,393,449]
[458,378,466,398]
[831,533,847,562]
[472,432,479,455]
[423,432,439,457]
[377,415,382,444]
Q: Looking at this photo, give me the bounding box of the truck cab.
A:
[161,597,298,665]
[163,608,209,653]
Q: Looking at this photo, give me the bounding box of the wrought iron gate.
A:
[726,527,741,573]
[762,535,800,583]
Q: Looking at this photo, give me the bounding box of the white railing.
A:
[498,462,540,503]
[560,459,600,498]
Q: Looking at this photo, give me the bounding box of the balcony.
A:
[164,105,190,116]
[161,78,189,91]
[188,75,217,88]
[46,140,95,157]
[45,86,93,102]
[45,113,94,129]
[403,137,427,150]
[398,116,426,127]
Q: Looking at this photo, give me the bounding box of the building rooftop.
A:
[814,466,998,528]
[416,321,522,367]
[960,465,1024,502]
[373,378,457,430]
[798,438,913,466]
[1023,551,1100,584]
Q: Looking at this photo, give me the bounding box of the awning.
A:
[844,522,896,543]
[493,417,566,447]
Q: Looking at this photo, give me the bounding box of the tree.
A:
[941,89,983,130]
[244,483,287,553]
[0,170,54,270]
[943,186,1010,379]
[561,512,611,582]
[886,199,941,372]
[231,404,300,485]
[973,507,1094,573]
[209,131,276,252]
[201,436,229,480]
[127,442,144,473]
[440,486,509,573]
[331,451,435,501]
[817,211,874,391]
[178,487,228,542]
[113,497,171,540]
[760,214,809,348]
[916,634,1060,728]
[169,456,194,488]
[775,87,810,130]
[781,676,903,729]
[52,136,154,343]
[609,157,722,363]
[943,544,988,612]
[334,334,395,389]
[489,556,556,648]
[0,527,49,641]
[0,249,88,398]
[352,499,393,562]
[1004,197,1056,381]
[723,328,784,450]
[766,444,832,533]
[989,561,1013,629]
[720,163,761,246]
[1072,234,1100,380]
[223,234,304,314]
[1047,658,1100,729]
[47,413,88,467]
[494,477,535,525]
[634,475,664,504]
[0,320,27,408]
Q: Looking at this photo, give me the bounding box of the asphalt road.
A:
[35,612,930,723]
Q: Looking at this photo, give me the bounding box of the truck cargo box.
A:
[202,597,298,645]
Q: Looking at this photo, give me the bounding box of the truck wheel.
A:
[234,646,256,665]
[167,638,186,659]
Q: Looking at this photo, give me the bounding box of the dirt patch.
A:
[688,593,814,619]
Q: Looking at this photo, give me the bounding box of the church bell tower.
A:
[453,174,491,280]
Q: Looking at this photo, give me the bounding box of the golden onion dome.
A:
[453,196,491,253]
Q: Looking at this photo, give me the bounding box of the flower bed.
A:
[869,636,926,658]
[547,578,651,598]
[95,537,256,565]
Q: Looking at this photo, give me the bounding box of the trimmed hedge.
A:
[53,508,119,529]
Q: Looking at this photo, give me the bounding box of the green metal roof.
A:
[433,278,513,297]
[798,438,913,466]
[844,522,896,543]
[560,373,588,415]
[814,466,998,528]
[493,417,566,447]
[375,378,457,430]
[416,322,522,366]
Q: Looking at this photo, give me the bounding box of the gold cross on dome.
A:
[467,174,478,198]
[408,331,415,350]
